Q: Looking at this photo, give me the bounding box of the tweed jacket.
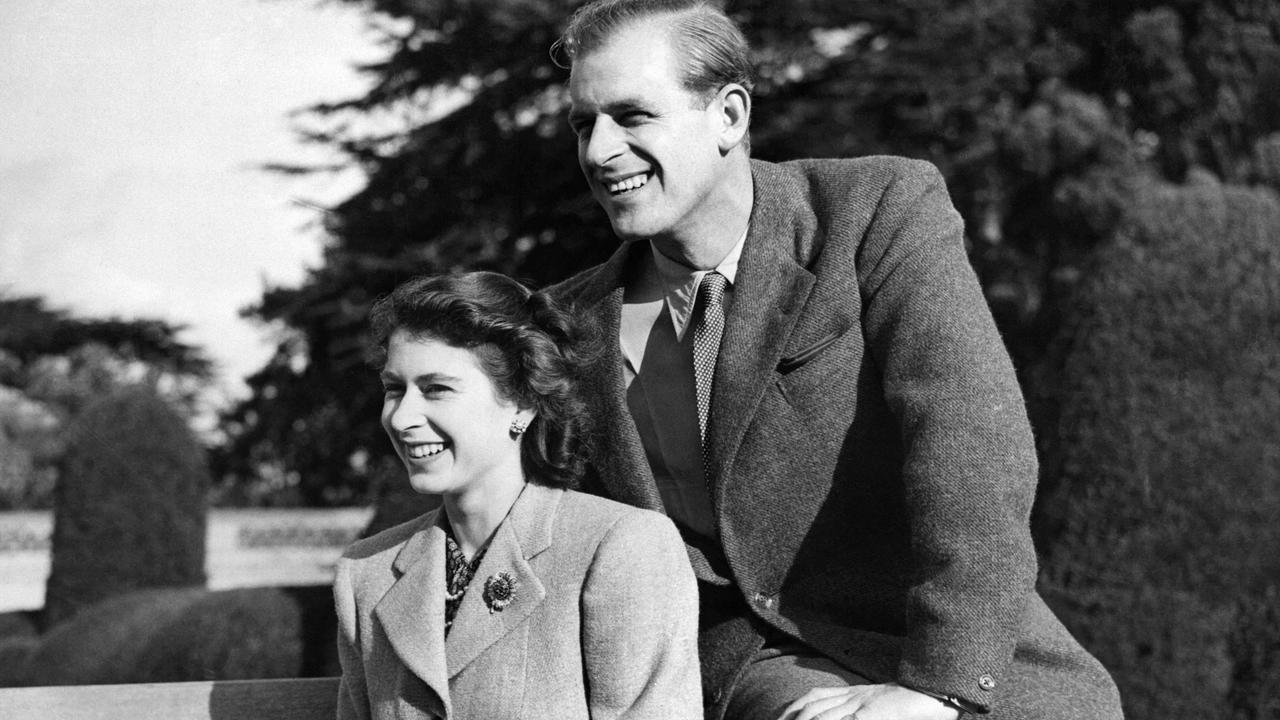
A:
[333,483,702,720]
[550,157,1122,718]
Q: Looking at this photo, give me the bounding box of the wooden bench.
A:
[0,677,340,720]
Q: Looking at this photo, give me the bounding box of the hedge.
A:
[43,386,209,627]
[1038,176,1280,718]
[18,586,303,686]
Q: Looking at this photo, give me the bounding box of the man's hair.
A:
[555,0,754,102]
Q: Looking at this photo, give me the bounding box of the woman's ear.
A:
[715,83,751,153]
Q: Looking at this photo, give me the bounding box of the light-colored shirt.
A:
[619,233,747,538]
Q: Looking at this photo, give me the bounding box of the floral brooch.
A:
[483,572,518,614]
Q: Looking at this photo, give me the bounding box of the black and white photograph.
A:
[2,1,1278,719]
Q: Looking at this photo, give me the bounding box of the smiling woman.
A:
[333,271,702,720]
[377,333,531,505]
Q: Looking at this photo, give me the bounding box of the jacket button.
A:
[752,592,775,609]
[978,674,996,691]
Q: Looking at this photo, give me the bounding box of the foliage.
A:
[16,587,303,686]
[279,584,344,678]
[1037,178,1280,718]
[1228,585,1280,720]
[0,611,38,640]
[0,296,210,377]
[0,610,40,686]
[1045,585,1233,718]
[0,296,214,510]
[43,387,210,627]
[0,385,59,509]
[219,0,1279,504]
[0,636,42,688]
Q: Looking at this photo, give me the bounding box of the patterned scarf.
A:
[443,529,489,636]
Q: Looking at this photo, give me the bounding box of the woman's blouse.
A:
[443,531,488,636]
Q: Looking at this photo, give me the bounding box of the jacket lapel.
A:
[444,484,557,676]
[709,161,816,503]
[571,243,665,511]
[374,512,451,717]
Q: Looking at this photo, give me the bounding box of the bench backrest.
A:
[0,677,340,720]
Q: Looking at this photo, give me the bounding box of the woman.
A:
[333,271,701,720]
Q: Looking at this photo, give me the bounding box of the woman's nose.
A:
[386,394,425,433]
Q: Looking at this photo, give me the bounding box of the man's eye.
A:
[618,111,649,125]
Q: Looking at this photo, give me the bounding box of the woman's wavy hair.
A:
[368,272,595,489]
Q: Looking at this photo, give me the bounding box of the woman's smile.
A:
[403,441,449,460]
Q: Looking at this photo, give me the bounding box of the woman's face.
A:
[379,329,529,498]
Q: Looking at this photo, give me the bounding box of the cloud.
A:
[1,0,373,400]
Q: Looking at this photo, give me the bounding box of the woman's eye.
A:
[420,384,450,396]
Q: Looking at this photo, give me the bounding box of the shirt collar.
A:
[650,227,748,339]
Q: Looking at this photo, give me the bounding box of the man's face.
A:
[568,21,731,245]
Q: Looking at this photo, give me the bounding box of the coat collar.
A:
[575,161,816,503]
[374,484,560,714]
[570,243,666,512]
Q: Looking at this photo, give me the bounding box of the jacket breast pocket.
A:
[775,321,860,408]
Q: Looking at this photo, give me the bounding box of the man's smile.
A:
[605,171,651,195]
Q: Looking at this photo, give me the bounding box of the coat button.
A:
[752,592,776,609]
[978,674,996,691]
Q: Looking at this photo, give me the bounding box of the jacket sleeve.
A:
[581,510,703,719]
[333,557,372,720]
[856,159,1039,711]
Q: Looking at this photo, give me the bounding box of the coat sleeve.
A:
[333,556,372,720]
[855,159,1039,711]
[581,510,703,720]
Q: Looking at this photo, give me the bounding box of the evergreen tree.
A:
[220,0,1278,508]
[1038,177,1280,718]
[44,387,210,627]
[0,296,213,510]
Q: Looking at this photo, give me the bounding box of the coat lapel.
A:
[571,242,665,511]
[374,512,451,717]
[709,161,816,503]
[444,484,557,677]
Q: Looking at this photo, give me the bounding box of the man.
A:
[549,1,1123,719]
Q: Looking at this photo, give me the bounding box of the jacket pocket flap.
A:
[777,326,848,374]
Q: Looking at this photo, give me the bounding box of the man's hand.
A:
[777,683,961,720]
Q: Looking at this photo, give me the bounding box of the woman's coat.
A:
[333,483,702,720]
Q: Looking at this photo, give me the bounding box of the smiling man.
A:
[549,2,1123,720]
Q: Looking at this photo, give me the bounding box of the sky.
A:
[0,0,381,413]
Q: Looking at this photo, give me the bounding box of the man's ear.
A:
[715,83,751,153]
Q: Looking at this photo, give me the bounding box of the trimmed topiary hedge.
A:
[1228,585,1280,720]
[0,635,41,687]
[1037,176,1280,718]
[43,386,209,627]
[20,586,303,686]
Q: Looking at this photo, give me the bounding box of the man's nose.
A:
[582,117,624,168]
